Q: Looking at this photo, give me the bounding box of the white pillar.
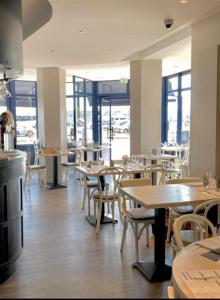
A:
[190,12,220,185]
[130,60,162,155]
[37,67,67,183]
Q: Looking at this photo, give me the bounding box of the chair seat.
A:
[126,207,155,220]
[29,165,46,170]
[172,205,194,214]
[93,192,118,201]
[62,162,79,167]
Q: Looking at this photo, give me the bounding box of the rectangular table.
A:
[119,184,218,282]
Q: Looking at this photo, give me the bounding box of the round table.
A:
[172,236,220,298]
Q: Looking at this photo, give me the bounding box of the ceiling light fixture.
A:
[179,0,189,4]
[103,52,111,56]
[131,34,137,38]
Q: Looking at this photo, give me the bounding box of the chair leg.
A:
[166,209,173,242]
[24,171,27,189]
[146,224,150,247]
[96,202,102,234]
[120,217,129,253]
[134,223,139,262]
[117,199,123,223]
[112,201,115,224]
[82,187,87,210]
[88,188,91,215]
[28,172,32,192]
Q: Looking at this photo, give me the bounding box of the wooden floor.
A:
[0,175,172,298]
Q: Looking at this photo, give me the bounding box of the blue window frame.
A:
[4,80,38,163]
[162,70,191,146]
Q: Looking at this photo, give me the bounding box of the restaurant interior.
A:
[1,0,220,298]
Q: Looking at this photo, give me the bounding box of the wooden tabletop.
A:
[119,184,220,209]
[172,236,220,298]
[40,151,75,157]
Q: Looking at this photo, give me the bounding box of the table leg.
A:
[132,208,172,282]
[151,159,157,185]
[47,156,66,190]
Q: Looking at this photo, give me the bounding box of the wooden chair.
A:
[142,164,167,185]
[92,167,124,234]
[171,198,220,258]
[120,178,154,262]
[80,159,104,212]
[24,152,46,192]
[61,149,82,183]
[172,214,217,254]
[166,177,202,242]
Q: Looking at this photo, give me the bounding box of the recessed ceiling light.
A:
[131,34,138,38]
[179,0,189,4]
[103,52,111,56]
[79,29,87,34]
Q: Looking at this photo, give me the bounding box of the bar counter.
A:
[0,150,26,283]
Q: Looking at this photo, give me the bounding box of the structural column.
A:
[190,12,220,184]
[37,67,67,183]
[130,60,162,155]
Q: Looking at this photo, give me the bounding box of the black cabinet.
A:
[0,155,25,283]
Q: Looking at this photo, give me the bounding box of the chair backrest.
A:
[143,164,167,185]
[193,198,220,220]
[69,148,82,164]
[173,214,217,251]
[97,167,124,195]
[166,177,201,184]
[120,178,152,188]
[120,178,152,212]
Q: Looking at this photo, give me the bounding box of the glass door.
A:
[100,98,130,161]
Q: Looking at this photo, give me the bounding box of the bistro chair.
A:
[142,164,167,185]
[61,148,82,184]
[80,159,105,213]
[172,214,217,254]
[92,167,124,234]
[166,177,202,242]
[120,178,154,262]
[24,152,46,192]
[171,198,220,258]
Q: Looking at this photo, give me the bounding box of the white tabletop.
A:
[119,184,219,209]
[172,236,220,298]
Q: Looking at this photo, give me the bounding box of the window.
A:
[162,71,191,146]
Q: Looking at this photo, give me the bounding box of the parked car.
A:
[114,121,130,133]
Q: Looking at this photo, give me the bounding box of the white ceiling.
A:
[22,0,220,80]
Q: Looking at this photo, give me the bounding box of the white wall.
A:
[190,12,220,178]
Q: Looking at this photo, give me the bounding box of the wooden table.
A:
[119,184,219,282]
[172,236,220,298]
[40,151,74,189]
[70,145,111,160]
[76,165,147,226]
